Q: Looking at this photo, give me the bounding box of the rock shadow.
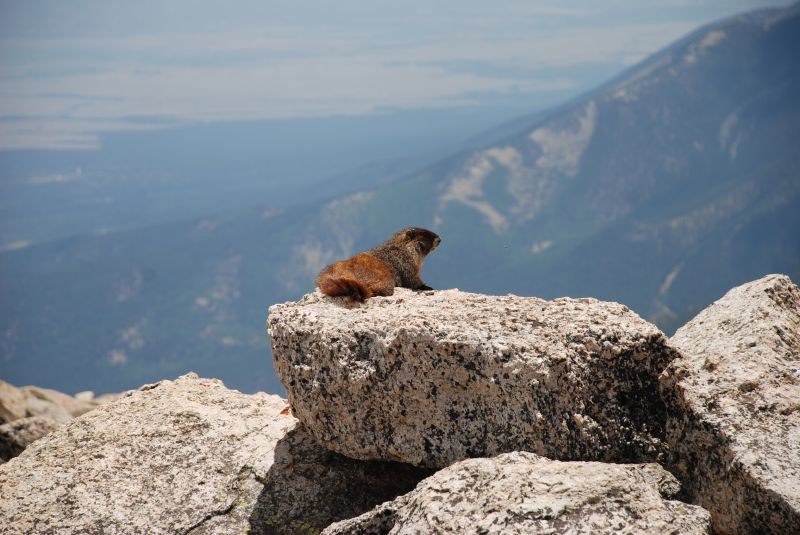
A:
[664,414,800,534]
[247,424,432,534]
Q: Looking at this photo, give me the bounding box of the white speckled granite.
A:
[268,288,680,467]
[661,274,800,534]
[324,452,711,535]
[0,373,428,534]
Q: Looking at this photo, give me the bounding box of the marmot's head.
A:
[393,227,441,257]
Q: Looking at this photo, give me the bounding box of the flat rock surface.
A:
[268,288,680,467]
[0,373,429,535]
[323,451,711,535]
[661,274,800,534]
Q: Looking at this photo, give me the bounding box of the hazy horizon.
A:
[1,0,792,150]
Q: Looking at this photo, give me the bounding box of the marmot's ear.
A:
[406,229,418,239]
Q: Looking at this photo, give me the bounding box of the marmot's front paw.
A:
[417,285,434,291]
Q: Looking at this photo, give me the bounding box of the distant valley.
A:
[1,3,798,396]
[0,105,542,249]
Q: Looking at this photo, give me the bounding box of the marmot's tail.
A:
[317,277,371,302]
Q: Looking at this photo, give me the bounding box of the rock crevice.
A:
[323,452,711,535]
[660,274,800,534]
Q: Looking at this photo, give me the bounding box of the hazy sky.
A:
[0,0,792,149]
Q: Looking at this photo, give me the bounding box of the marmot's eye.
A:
[406,229,418,239]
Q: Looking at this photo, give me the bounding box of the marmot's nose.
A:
[434,237,441,247]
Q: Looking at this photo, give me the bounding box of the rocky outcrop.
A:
[323,452,711,535]
[0,416,62,463]
[0,373,429,534]
[660,274,800,534]
[268,288,680,467]
[0,380,122,462]
[4,275,796,533]
[0,379,105,424]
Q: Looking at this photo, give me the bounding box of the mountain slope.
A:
[285,3,800,328]
[1,3,798,395]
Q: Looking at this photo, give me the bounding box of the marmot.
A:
[316,227,441,302]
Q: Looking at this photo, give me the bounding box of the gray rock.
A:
[323,452,711,535]
[0,379,101,424]
[0,416,62,463]
[0,380,123,461]
[634,461,683,500]
[74,391,96,402]
[0,373,429,534]
[660,274,800,534]
[268,288,680,467]
[94,391,126,404]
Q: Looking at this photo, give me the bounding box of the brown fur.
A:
[316,227,441,302]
